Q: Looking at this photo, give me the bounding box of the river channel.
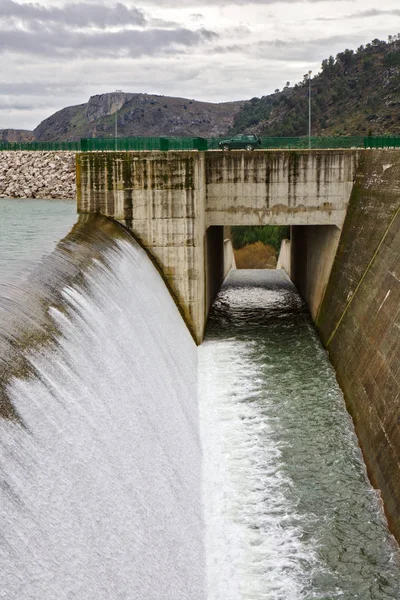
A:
[199,269,400,599]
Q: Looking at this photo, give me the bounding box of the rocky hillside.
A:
[0,129,35,143]
[231,37,400,137]
[33,93,244,141]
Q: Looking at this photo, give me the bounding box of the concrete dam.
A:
[77,149,358,341]
[77,148,400,548]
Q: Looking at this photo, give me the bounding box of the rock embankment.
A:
[0,152,76,199]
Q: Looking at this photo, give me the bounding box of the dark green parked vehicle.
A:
[218,134,262,151]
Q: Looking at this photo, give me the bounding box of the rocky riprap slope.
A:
[0,152,76,199]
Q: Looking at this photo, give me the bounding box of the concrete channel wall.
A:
[317,150,400,540]
[291,225,342,320]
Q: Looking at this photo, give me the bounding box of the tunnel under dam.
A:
[77,147,400,546]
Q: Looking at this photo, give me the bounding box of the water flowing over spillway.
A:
[0,214,204,599]
[199,270,400,600]
[1,198,400,599]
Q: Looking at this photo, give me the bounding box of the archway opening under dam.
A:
[77,148,357,344]
[230,225,289,270]
[207,222,342,329]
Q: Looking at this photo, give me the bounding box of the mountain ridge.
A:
[1,36,399,143]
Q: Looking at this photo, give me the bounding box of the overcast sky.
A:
[1,0,399,130]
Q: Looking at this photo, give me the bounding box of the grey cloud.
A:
[233,25,251,34]
[209,34,368,61]
[136,0,344,4]
[350,9,400,17]
[0,101,40,110]
[148,18,181,28]
[0,0,147,28]
[0,25,218,58]
[0,82,48,95]
[315,8,400,21]
[0,82,84,96]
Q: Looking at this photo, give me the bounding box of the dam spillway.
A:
[0,208,204,599]
[76,147,400,542]
[0,196,400,597]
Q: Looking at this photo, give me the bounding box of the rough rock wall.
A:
[85,92,136,121]
[317,150,400,540]
[0,152,76,199]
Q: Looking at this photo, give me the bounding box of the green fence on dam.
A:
[363,136,400,149]
[0,140,81,151]
[80,136,209,152]
[1,136,400,152]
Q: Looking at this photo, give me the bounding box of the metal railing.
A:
[0,136,399,152]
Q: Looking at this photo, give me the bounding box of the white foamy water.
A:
[199,338,316,600]
[0,231,205,599]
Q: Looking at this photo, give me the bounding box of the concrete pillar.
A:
[290,224,341,320]
[77,151,207,343]
[205,226,225,314]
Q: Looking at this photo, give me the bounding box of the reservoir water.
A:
[0,198,399,598]
[0,198,77,284]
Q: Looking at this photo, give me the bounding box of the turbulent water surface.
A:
[0,206,204,599]
[199,270,400,600]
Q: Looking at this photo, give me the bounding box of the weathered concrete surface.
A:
[77,149,359,342]
[0,151,75,199]
[206,150,359,227]
[206,226,224,314]
[291,225,341,320]
[77,151,207,343]
[223,239,236,278]
[317,150,400,540]
[276,239,291,275]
